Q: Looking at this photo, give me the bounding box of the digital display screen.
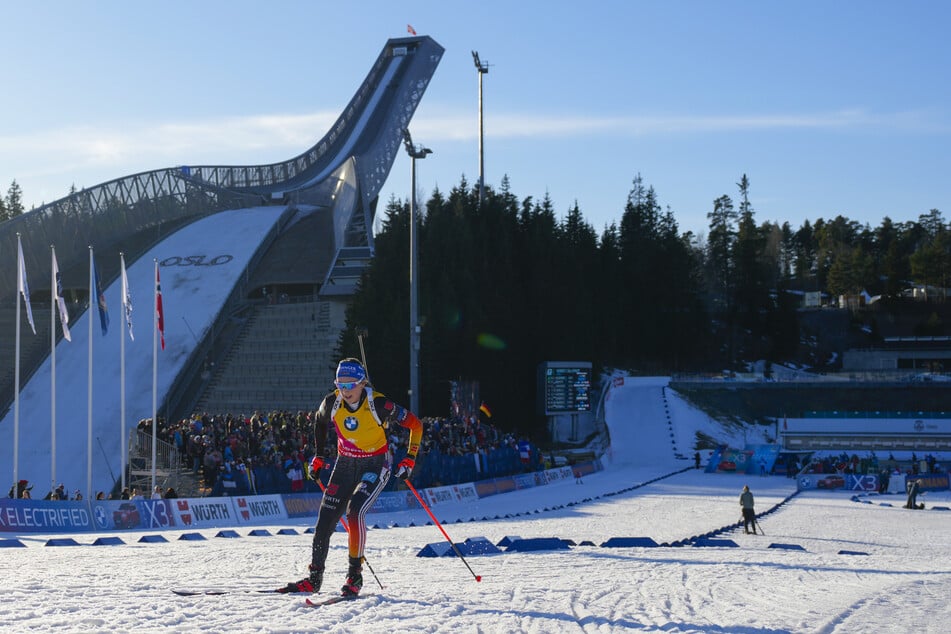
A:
[540,363,591,414]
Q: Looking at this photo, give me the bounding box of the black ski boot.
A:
[341,557,363,597]
[277,564,323,594]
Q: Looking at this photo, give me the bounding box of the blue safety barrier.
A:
[416,542,453,557]
[600,537,659,548]
[504,537,571,552]
[139,535,168,543]
[692,538,739,548]
[463,537,502,555]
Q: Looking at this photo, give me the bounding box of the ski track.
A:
[5,380,951,632]
[6,480,951,633]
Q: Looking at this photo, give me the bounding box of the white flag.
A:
[52,248,71,341]
[17,235,36,335]
[121,254,134,341]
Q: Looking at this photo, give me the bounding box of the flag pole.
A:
[50,245,71,494]
[51,246,57,491]
[13,234,23,492]
[151,259,158,492]
[120,253,127,492]
[87,246,94,500]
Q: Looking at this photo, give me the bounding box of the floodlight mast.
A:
[472,50,489,208]
[402,129,431,415]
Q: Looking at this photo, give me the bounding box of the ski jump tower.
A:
[0,35,444,417]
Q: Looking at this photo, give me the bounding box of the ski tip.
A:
[304,594,362,607]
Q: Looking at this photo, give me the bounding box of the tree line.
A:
[339,173,949,438]
[6,174,947,438]
[0,180,26,222]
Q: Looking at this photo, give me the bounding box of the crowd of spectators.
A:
[6,478,182,502]
[6,480,96,501]
[801,451,945,476]
[133,409,544,498]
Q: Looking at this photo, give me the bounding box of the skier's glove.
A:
[395,457,416,480]
[308,456,325,480]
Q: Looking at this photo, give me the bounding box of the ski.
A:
[304,594,363,607]
[171,588,281,596]
[171,588,369,603]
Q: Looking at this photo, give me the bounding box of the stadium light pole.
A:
[402,129,431,415]
[472,50,489,207]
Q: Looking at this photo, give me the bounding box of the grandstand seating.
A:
[781,411,951,454]
[195,300,346,414]
[786,435,951,451]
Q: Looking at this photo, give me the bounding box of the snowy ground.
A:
[3,378,950,633]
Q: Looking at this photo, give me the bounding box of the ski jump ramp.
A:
[0,36,443,496]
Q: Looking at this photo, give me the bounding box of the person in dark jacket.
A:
[8,479,32,499]
[905,478,922,509]
[740,485,759,534]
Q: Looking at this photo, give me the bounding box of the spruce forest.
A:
[339,173,950,438]
[3,173,947,439]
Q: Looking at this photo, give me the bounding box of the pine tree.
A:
[732,175,769,336]
[6,179,24,217]
[706,194,737,308]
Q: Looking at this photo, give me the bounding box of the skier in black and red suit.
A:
[279,358,422,597]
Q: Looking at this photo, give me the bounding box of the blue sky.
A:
[2,1,950,237]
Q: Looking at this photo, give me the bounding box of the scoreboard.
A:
[538,362,592,415]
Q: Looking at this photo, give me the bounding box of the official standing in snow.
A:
[905,478,922,509]
[279,358,422,597]
[740,485,758,534]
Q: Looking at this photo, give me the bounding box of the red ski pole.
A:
[404,479,482,582]
[315,477,383,589]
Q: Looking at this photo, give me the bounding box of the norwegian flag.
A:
[407,24,417,36]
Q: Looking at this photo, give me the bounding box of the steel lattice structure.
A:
[1,35,443,303]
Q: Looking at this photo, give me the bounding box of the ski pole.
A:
[356,327,371,383]
[404,479,482,582]
[315,478,384,589]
